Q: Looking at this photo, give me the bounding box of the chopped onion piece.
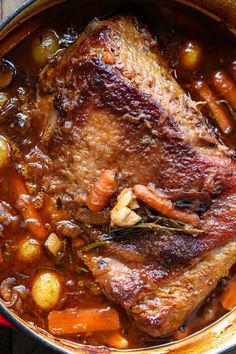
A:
[45,233,62,256]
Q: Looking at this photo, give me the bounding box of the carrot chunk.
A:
[87,170,118,212]
[48,307,120,335]
[195,81,232,134]
[11,175,47,240]
[221,274,236,311]
[134,185,199,227]
[212,70,236,110]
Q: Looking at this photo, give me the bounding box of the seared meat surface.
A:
[25,15,236,336]
[88,239,236,336]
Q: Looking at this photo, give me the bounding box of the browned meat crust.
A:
[86,239,236,337]
[27,15,236,336]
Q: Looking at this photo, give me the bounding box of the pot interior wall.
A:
[0,0,235,353]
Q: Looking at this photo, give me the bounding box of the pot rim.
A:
[0,0,36,32]
[0,1,235,353]
[1,300,236,354]
[0,301,69,354]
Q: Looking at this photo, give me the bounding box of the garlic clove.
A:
[117,188,133,207]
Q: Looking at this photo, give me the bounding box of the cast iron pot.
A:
[0,0,235,353]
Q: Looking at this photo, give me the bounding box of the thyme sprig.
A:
[104,216,204,240]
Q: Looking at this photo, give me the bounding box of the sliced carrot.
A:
[134,185,199,227]
[11,175,47,240]
[48,307,120,335]
[195,81,232,134]
[87,170,118,212]
[212,71,236,110]
[221,274,236,311]
[0,18,41,58]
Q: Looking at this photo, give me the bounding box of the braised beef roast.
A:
[25,15,236,336]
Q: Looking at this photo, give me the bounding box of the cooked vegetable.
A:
[32,271,61,310]
[212,71,236,110]
[180,41,202,70]
[0,136,10,168]
[100,331,129,349]
[0,277,16,303]
[31,30,59,66]
[111,206,141,227]
[37,98,58,142]
[56,220,80,238]
[111,188,141,227]
[11,175,48,240]
[117,188,139,209]
[194,81,232,134]
[0,60,15,89]
[221,275,236,310]
[134,185,199,227]
[87,170,118,212]
[0,278,26,311]
[45,233,62,256]
[0,92,8,108]
[48,306,120,334]
[17,237,41,262]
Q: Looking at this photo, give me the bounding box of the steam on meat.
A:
[22,15,236,336]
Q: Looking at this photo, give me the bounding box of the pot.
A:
[0,0,235,353]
